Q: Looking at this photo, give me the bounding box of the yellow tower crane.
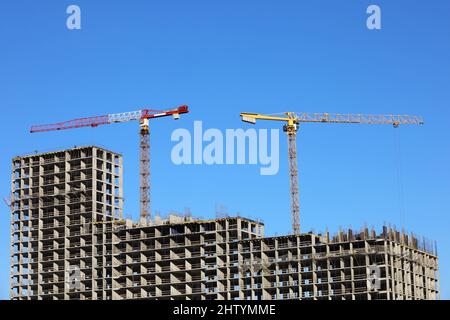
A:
[240,111,424,235]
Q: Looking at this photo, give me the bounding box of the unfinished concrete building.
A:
[10,146,123,300]
[10,146,440,300]
[108,216,439,300]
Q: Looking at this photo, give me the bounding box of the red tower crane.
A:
[30,105,189,221]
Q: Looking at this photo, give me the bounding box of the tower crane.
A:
[240,111,424,235]
[30,105,189,221]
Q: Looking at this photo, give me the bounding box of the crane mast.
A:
[287,130,300,234]
[241,111,424,235]
[140,118,151,221]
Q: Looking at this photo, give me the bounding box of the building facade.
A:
[109,217,439,300]
[10,146,439,300]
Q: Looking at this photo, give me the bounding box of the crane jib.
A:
[107,110,142,123]
[30,106,189,133]
[30,115,109,133]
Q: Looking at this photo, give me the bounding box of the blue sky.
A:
[1,0,449,299]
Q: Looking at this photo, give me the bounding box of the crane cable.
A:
[393,127,406,229]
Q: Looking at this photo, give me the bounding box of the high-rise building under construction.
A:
[10,146,440,300]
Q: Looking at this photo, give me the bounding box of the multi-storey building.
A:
[10,146,440,300]
[237,230,439,300]
[109,217,439,300]
[110,215,264,300]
